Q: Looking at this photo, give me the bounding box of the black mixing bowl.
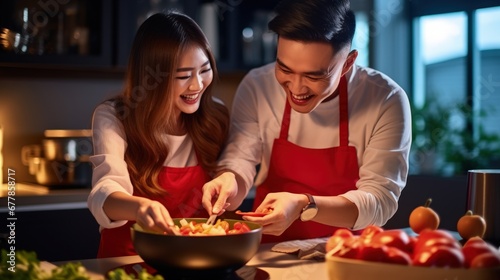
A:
[131,218,262,278]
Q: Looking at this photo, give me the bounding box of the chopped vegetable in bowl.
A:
[176,218,251,236]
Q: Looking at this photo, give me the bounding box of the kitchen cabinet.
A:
[0,184,100,261]
[0,0,113,68]
[0,0,280,74]
[0,208,100,262]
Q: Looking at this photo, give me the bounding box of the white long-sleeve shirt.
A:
[87,102,197,229]
[218,63,412,230]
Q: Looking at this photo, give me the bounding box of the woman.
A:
[87,11,230,258]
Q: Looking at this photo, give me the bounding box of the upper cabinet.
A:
[0,0,113,68]
[0,0,279,73]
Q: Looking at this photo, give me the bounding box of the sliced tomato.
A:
[240,222,251,232]
[232,221,251,233]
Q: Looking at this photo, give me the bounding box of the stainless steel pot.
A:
[466,169,500,246]
[25,157,92,186]
[42,129,92,161]
[21,129,93,186]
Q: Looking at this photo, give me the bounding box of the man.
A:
[203,0,411,243]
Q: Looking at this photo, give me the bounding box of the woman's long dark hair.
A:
[115,12,229,196]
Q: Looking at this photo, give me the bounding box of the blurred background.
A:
[1,0,499,183]
[0,0,499,262]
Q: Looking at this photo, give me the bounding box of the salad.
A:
[176,218,251,236]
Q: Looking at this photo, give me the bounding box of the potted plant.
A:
[441,103,500,175]
[410,99,500,176]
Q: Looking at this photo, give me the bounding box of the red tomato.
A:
[463,236,487,247]
[358,244,411,265]
[327,230,362,259]
[414,236,461,255]
[233,222,243,230]
[417,229,456,243]
[371,229,412,253]
[180,227,191,235]
[239,222,251,232]
[231,222,251,234]
[333,237,363,259]
[386,247,412,265]
[470,252,500,268]
[358,244,389,263]
[360,225,384,244]
[407,235,417,255]
[413,246,465,268]
[333,228,355,238]
[413,229,461,256]
[462,243,500,267]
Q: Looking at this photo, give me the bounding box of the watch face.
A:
[301,207,318,221]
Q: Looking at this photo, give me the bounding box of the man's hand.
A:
[242,192,308,235]
[202,171,237,215]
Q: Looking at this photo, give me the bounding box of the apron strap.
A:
[339,76,349,147]
[280,100,292,140]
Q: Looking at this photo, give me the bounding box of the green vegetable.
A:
[1,249,47,280]
[0,250,163,280]
[107,268,164,280]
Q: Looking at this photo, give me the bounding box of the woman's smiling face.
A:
[173,45,213,115]
[274,37,356,114]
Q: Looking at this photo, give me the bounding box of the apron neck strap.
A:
[339,75,349,147]
[280,75,349,146]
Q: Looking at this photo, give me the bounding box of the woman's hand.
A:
[202,171,237,215]
[242,192,308,235]
[136,199,179,235]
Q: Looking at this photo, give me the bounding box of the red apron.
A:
[253,76,360,243]
[97,163,210,258]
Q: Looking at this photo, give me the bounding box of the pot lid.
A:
[44,129,92,138]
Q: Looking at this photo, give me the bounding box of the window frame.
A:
[410,2,499,134]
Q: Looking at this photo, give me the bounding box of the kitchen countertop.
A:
[53,241,328,280]
[0,182,90,212]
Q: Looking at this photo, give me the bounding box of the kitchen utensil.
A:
[42,129,92,162]
[466,169,500,246]
[131,218,262,278]
[235,210,269,217]
[0,28,19,52]
[21,129,93,187]
[206,213,218,225]
[27,157,92,186]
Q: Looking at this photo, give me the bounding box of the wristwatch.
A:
[300,193,318,221]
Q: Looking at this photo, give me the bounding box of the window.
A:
[353,11,369,67]
[411,3,500,175]
[476,6,500,137]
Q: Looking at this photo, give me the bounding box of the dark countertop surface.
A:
[0,182,90,212]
